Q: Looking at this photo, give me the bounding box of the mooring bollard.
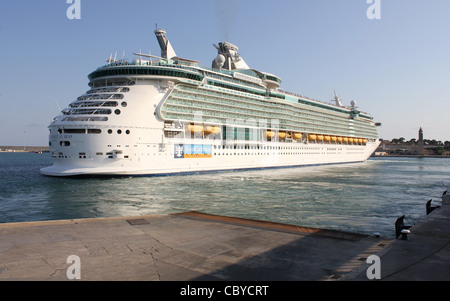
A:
[400,229,411,240]
[443,190,450,205]
[426,199,439,215]
[395,215,412,239]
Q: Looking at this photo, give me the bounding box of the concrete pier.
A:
[0,196,449,282]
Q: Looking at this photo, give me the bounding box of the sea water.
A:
[0,152,449,237]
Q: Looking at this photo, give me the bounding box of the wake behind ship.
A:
[40,29,381,177]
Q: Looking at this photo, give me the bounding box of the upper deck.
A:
[88,57,374,122]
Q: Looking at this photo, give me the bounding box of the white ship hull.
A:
[40,134,380,177]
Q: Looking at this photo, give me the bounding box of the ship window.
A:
[126,130,130,135]
[115,109,121,115]
[108,129,113,134]
[65,108,112,115]
[89,78,135,88]
[121,102,127,107]
[64,129,86,134]
[76,94,122,101]
[70,101,118,108]
[87,129,102,134]
[117,130,122,134]
[62,116,108,122]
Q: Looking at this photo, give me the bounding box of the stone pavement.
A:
[0,212,389,281]
[0,196,448,281]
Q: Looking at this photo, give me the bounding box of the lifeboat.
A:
[348,138,354,143]
[278,132,286,139]
[358,138,363,144]
[324,136,331,141]
[293,133,302,139]
[265,130,276,138]
[363,138,367,144]
[308,134,317,140]
[186,124,203,133]
[337,137,343,142]
[343,137,349,143]
[204,126,221,135]
[317,135,324,141]
[331,136,337,142]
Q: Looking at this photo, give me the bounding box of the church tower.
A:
[418,127,424,156]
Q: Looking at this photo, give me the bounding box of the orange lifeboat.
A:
[204,126,221,135]
[265,130,276,138]
[293,133,303,139]
[186,124,203,133]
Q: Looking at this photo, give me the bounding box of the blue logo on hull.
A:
[174,144,212,158]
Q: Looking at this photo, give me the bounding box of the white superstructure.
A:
[41,29,381,177]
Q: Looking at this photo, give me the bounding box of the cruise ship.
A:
[40,29,381,177]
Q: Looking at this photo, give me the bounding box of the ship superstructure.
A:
[41,29,381,176]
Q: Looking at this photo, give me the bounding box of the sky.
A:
[0,0,449,146]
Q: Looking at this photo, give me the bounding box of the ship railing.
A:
[276,88,372,117]
[90,101,108,115]
[276,88,325,104]
[103,59,202,75]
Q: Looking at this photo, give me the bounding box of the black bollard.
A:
[401,229,410,240]
[395,215,412,239]
[426,199,439,215]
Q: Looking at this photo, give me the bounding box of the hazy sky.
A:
[1,0,449,146]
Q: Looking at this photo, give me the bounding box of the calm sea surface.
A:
[0,152,449,237]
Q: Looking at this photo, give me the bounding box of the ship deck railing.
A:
[275,88,372,117]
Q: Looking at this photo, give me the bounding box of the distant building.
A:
[375,127,428,156]
[418,127,424,156]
